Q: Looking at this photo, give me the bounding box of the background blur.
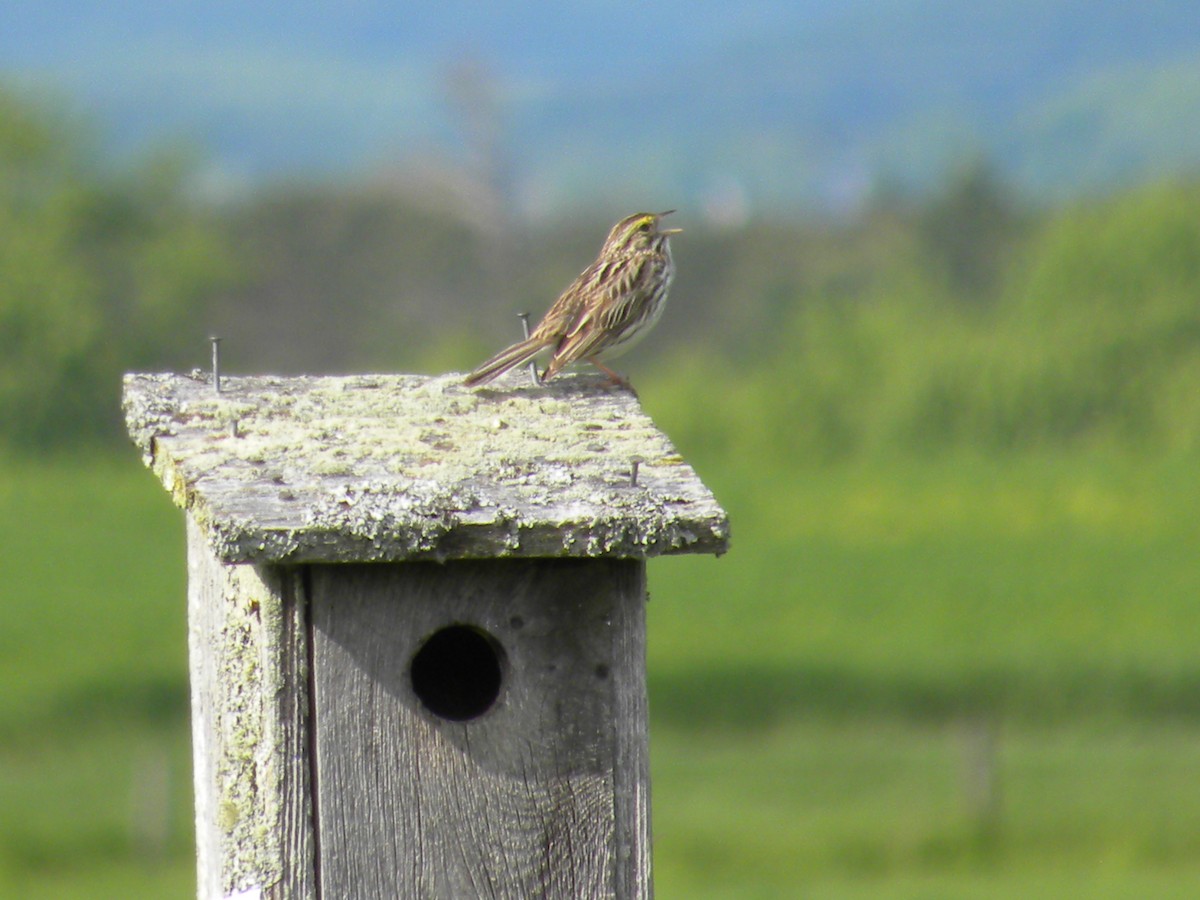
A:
[4,2,1200,897]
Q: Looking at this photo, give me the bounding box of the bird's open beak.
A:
[657,210,683,234]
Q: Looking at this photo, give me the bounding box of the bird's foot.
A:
[590,361,636,394]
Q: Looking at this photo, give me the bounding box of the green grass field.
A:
[2,451,1199,897]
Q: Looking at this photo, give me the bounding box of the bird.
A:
[464,210,681,388]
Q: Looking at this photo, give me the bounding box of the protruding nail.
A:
[210,336,222,393]
[518,312,540,385]
[629,457,643,487]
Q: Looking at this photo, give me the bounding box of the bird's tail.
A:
[463,337,546,386]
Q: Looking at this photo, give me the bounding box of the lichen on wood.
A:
[123,371,729,564]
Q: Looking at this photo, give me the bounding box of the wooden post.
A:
[124,372,728,899]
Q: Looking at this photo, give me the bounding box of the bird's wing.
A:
[550,256,643,366]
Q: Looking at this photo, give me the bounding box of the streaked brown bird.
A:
[464,210,681,387]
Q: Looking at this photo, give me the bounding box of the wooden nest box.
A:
[123,371,729,899]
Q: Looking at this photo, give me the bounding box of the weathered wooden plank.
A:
[611,563,653,898]
[124,372,730,564]
[310,559,650,898]
[187,518,316,899]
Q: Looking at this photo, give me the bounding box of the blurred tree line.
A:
[5,85,1200,460]
[0,88,238,446]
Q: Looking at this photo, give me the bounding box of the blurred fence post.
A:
[129,739,171,858]
[961,713,1002,832]
[124,371,728,899]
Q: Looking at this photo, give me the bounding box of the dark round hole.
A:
[410,625,504,721]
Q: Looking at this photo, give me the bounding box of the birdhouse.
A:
[123,370,729,899]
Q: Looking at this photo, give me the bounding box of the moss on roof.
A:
[123,371,729,563]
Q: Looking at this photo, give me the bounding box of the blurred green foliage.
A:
[0,87,237,447]
[0,457,193,898]
[8,87,1200,463]
[654,175,1200,462]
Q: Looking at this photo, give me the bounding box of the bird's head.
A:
[605,210,682,255]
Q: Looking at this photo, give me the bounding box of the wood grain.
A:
[186,518,316,899]
[310,558,651,898]
[611,563,653,898]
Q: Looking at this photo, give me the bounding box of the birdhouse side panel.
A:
[186,519,315,900]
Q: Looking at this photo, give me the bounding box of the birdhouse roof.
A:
[123,372,729,563]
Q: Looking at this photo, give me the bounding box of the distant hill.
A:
[3,0,1200,215]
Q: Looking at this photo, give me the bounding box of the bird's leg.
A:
[590,359,634,391]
